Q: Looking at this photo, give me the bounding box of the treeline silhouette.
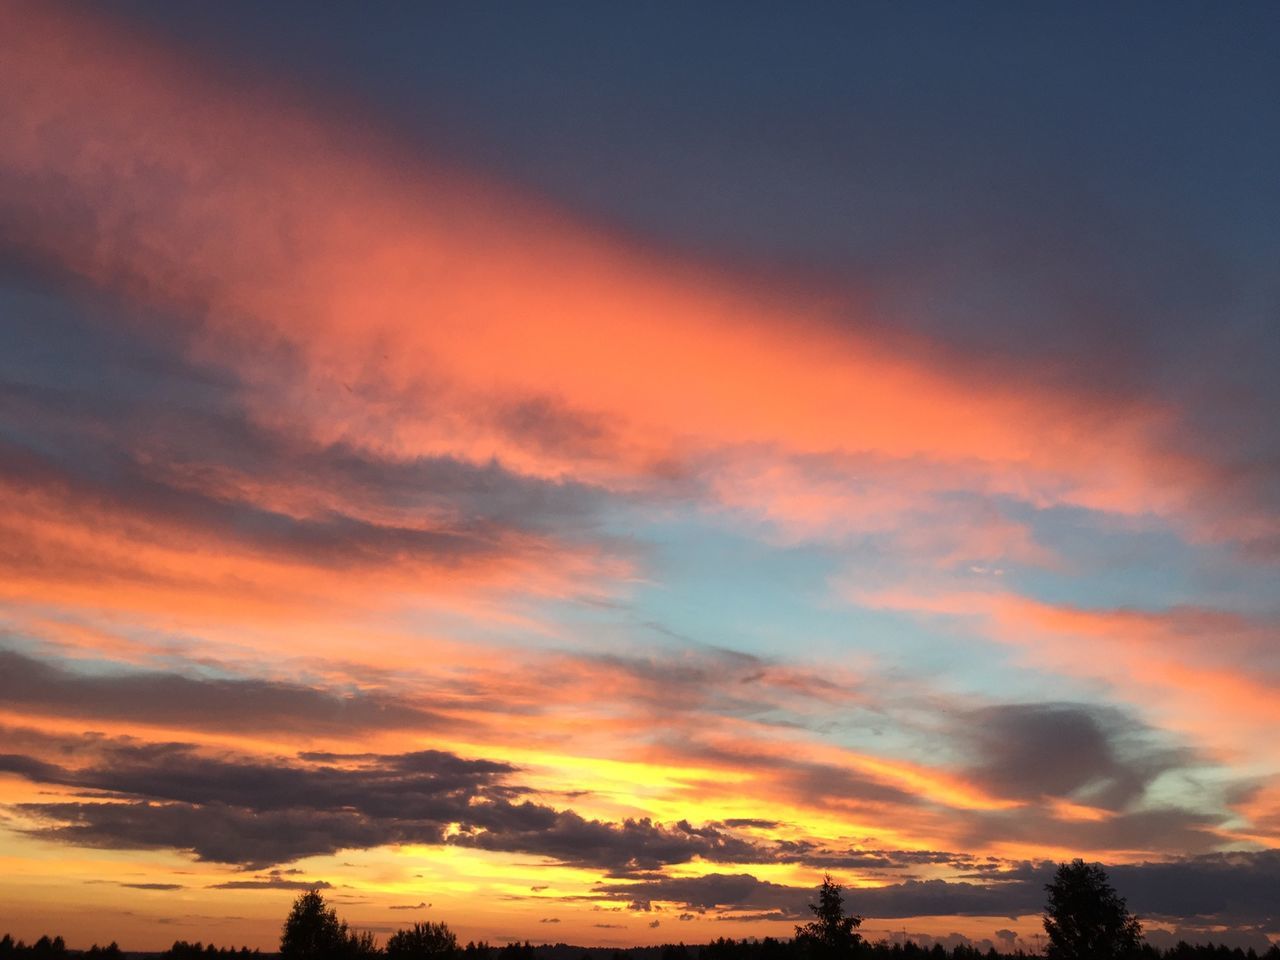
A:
[0,937,125,957]
[0,936,126,957]
[3,863,1278,960]
[4,931,1279,960]
[0,936,258,958]
[3,930,1279,960]
[163,944,261,958]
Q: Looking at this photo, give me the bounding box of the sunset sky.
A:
[1,1,1279,953]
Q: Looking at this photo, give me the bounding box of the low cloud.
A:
[593,854,1280,929]
[6,733,797,872]
[86,881,185,891]
[594,873,810,917]
[211,876,332,890]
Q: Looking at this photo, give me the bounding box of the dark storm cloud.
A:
[0,647,446,734]
[960,702,1192,808]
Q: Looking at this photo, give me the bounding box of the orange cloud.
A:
[0,2,1225,541]
[0,5,1273,948]
[853,584,1280,770]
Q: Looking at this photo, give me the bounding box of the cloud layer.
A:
[0,0,1277,951]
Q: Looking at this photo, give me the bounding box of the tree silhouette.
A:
[1043,859,1143,959]
[349,930,381,959]
[386,921,460,960]
[29,937,65,958]
[795,874,863,958]
[281,889,377,960]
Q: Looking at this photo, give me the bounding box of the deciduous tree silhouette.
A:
[386,921,460,960]
[795,874,864,958]
[281,889,377,960]
[1043,859,1143,959]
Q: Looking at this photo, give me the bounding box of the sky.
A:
[1,0,1279,952]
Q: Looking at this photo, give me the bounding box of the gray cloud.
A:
[88,881,186,891]
[961,702,1192,809]
[594,873,809,916]
[958,805,1225,858]
[0,727,1265,930]
[18,800,404,868]
[592,853,1280,929]
[4,734,794,872]
[5,736,522,867]
[1056,852,1280,929]
[494,395,615,462]
[0,433,506,575]
[455,811,775,875]
[210,876,333,890]
[592,871,1043,921]
[0,287,620,594]
[853,878,1044,920]
[670,740,923,812]
[0,647,447,735]
[10,736,518,817]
